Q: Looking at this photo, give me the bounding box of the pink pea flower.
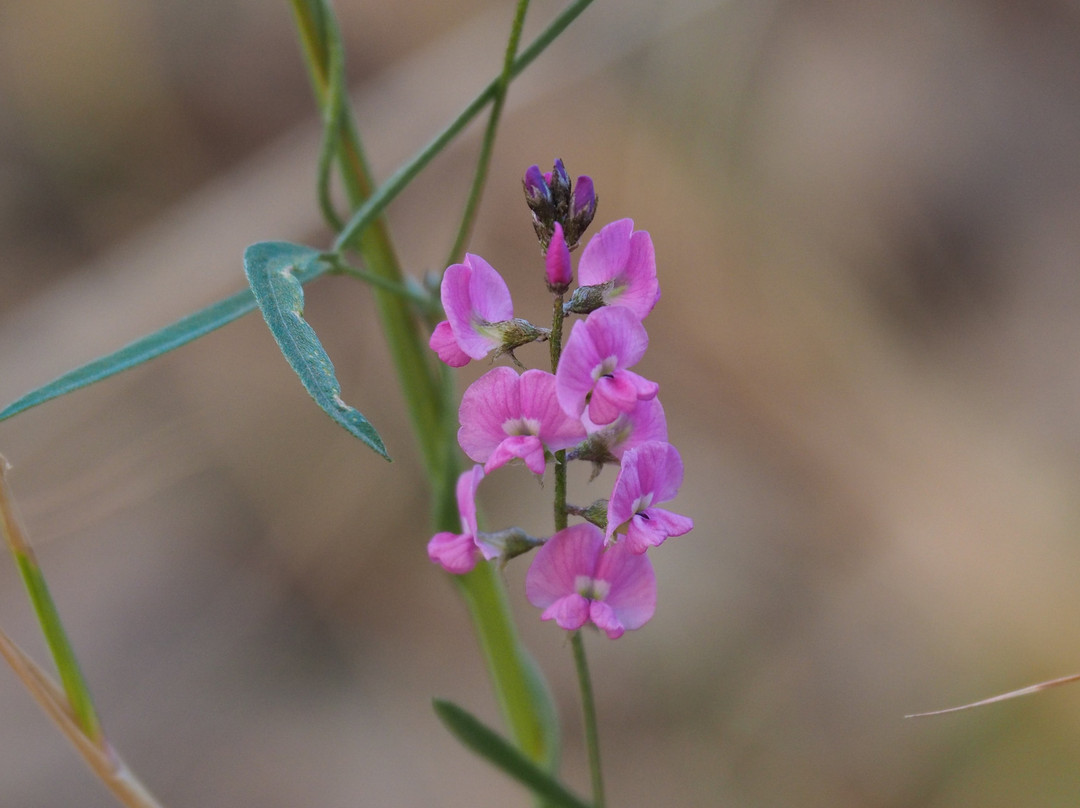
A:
[556,306,659,426]
[569,218,660,320]
[607,441,693,554]
[427,465,497,573]
[458,367,586,475]
[431,254,513,363]
[526,523,656,639]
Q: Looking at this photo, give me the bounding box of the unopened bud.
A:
[545,223,572,293]
[565,175,597,248]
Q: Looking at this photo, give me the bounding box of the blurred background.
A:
[2,0,1080,805]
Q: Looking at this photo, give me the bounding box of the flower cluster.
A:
[428,160,692,639]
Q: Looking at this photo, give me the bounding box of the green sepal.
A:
[243,241,389,460]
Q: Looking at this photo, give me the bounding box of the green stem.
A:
[445,0,531,266]
[550,292,569,532]
[290,0,592,773]
[571,631,605,808]
[332,0,596,254]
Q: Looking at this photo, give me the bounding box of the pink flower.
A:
[607,441,693,554]
[458,367,586,475]
[575,219,660,320]
[556,306,659,426]
[526,523,656,639]
[434,254,514,362]
[427,466,498,573]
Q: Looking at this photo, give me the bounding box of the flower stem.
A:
[571,630,605,808]
[445,0,531,266]
[550,292,569,531]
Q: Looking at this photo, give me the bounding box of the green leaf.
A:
[243,241,389,460]
[433,699,592,808]
[0,252,331,423]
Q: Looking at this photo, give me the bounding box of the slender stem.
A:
[445,0,531,266]
[571,631,604,808]
[332,0,596,254]
[550,292,569,532]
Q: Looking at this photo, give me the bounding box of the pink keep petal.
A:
[542,594,590,631]
[485,435,546,474]
[427,531,479,574]
[584,397,669,459]
[588,602,625,639]
[429,320,471,367]
[587,370,658,426]
[441,255,514,359]
[624,507,693,554]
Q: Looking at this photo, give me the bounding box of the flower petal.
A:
[427,531,479,574]
[429,320,471,367]
[595,540,656,628]
[442,255,514,359]
[485,435,546,474]
[458,367,522,462]
[526,523,605,608]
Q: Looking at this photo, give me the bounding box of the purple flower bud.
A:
[566,174,597,247]
[545,223,573,292]
[523,165,552,212]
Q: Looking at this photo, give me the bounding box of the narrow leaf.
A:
[243,241,389,459]
[433,699,592,808]
[0,256,330,422]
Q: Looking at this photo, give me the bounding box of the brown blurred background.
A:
[3,0,1080,805]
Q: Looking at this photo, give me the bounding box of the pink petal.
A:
[455,465,485,536]
[427,531,479,574]
[541,594,590,631]
[442,255,514,359]
[606,441,685,543]
[485,435,546,474]
[595,540,656,628]
[519,369,586,449]
[588,601,626,639]
[578,219,633,286]
[587,370,656,425]
[578,220,660,320]
[584,397,669,459]
[429,320,471,367]
[526,523,605,608]
[458,367,522,462]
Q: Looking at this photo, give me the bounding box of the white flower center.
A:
[502,417,541,436]
[592,355,619,382]
[574,574,610,602]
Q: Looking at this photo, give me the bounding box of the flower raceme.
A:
[426,160,690,639]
